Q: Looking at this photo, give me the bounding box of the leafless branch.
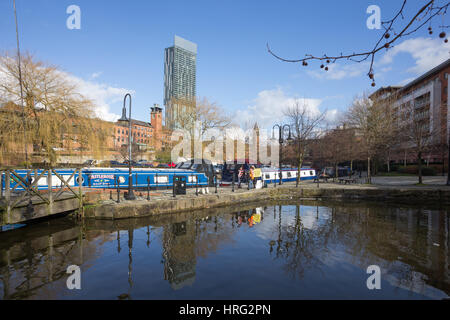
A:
[267,0,450,86]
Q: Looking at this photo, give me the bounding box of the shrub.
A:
[422,167,436,176]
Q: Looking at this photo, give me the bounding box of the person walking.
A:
[238,165,244,188]
[249,166,255,189]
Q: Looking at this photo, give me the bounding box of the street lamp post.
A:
[272,124,292,185]
[120,93,136,200]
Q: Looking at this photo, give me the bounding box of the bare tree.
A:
[170,97,231,161]
[398,102,434,184]
[284,100,326,187]
[319,124,360,180]
[170,97,231,136]
[370,91,400,173]
[0,52,110,165]
[346,94,392,183]
[268,1,449,86]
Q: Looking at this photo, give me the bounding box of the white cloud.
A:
[59,72,131,122]
[0,56,130,122]
[379,37,450,75]
[324,109,339,123]
[234,88,335,129]
[307,62,369,80]
[90,71,103,79]
[304,37,449,81]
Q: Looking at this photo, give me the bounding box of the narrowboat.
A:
[220,164,317,186]
[2,166,210,191]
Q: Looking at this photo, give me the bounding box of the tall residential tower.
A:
[164,35,197,129]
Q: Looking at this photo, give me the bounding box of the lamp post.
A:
[119,93,136,200]
[272,124,292,185]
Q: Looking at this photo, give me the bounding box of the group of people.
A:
[237,165,262,189]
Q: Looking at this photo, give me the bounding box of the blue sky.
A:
[1,0,448,128]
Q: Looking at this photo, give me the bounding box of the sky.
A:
[1,0,449,129]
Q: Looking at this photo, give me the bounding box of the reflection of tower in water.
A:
[162,221,197,290]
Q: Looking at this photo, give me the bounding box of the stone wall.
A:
[84,186,450,220]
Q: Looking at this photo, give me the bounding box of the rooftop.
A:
[116,119,151,127]
[400,58,450,92]
[173,35,197,54]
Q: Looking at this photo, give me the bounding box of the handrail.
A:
[0,168,84,226]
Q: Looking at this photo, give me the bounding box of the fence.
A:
[0,168,84,225]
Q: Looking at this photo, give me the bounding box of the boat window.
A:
[310,171,314,175]
[156,176,168,183]
[191,164,200,170]
[188,175,197,183]
[265,174,270,179]
[287,172,292,177]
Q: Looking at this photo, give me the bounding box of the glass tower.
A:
[164,35,197,129]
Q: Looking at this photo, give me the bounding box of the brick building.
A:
[370,59,450,166]
[114,104,173,157]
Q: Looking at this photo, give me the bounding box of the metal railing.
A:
[0,168,84,225]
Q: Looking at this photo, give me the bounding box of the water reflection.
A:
[0,201,448,299]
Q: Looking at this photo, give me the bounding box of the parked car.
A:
[110,160,122,167]
[83,159,97,167]
[156,163,170,168]
[137,160,153,167]
[321,166,352,178]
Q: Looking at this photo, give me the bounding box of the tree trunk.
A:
[418,151,423,184]
[296,158,303,188]
[335,163,338,181]
[350,160,353,177]
[442,149,445,176]
[367,156,371,184]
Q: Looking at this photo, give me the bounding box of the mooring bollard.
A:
[135,173,138,189]
[116,176,121,203]
[232,173,235,192]
[147,177,150,201]
[173,176,176,198]
[195,177,198,196]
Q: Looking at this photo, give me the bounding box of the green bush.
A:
[19,161,33,168]
[422,167,436,176]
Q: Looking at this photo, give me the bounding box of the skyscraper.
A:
[164,35,197,129]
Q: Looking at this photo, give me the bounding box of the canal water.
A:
[0,200,448,300]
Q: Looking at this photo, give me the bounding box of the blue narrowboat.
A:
[1,167,210,191]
